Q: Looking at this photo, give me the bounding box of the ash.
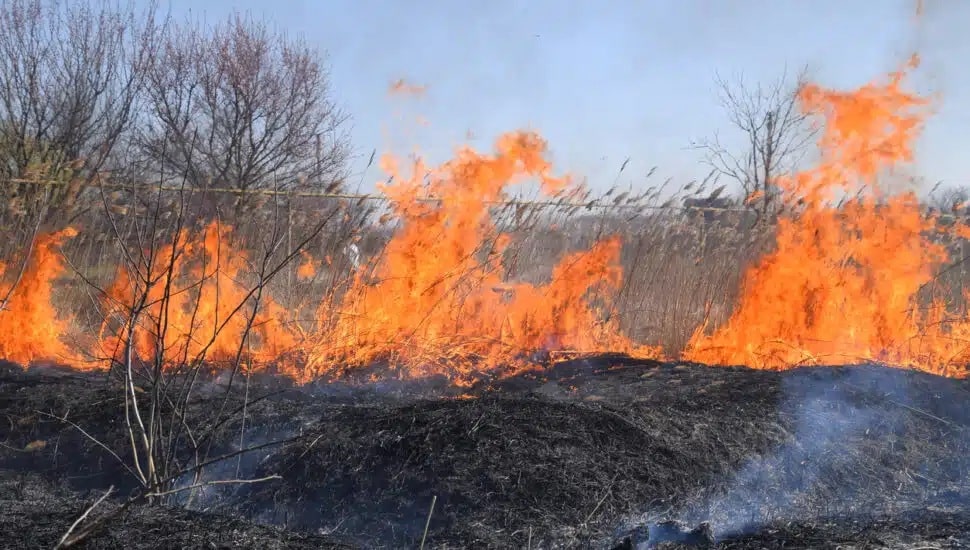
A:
[1,358,969,548]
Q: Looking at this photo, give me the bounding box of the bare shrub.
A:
[52,172,341,546]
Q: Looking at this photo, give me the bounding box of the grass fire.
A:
[1,1,969,549]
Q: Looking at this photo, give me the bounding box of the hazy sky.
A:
[147,0,970,195]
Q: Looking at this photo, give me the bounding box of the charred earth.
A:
[1,358,969,549]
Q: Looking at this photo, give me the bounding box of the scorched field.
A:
[2,21,970,550]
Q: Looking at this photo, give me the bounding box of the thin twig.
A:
[35,411,140,481]
[420,495,437,550]
[843,382,957,428]
[584,473,619,525]
[142,474,281,499]
[880,399,955,428]
[55,485,115,549]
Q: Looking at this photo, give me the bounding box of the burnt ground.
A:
[1,357,969,549]
[0,472,352,550]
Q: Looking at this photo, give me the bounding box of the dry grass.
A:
[50,183,756,358]
[4,177,970,363]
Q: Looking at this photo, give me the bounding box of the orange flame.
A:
[2,55,968,382]
[297,250,319,280]
[97,222,300,368]
[304,132,659,383]
[80,133,657,383]
[0,228,83,366]
[389,78,427,96]
[685,56,969,378]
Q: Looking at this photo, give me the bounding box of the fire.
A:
[388,78,427,96]
[1,55,969,381]
[96,222,300,369]
[297,250,319,280]
[83,132,654,383]
[304,132,658,383]
[0,133,651,383]
[0,227,83,366]
[685,56,970,378]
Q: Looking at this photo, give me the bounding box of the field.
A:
[2,359,969,549]
[2,25,970,550]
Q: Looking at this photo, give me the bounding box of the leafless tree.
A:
[0,0,162,228]
[691,66,818,224]
[138,12,350,214]
[928,184,969,214]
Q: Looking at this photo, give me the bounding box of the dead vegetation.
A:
[3,3,970,549]
[2,360,969,548]
[0,471,353,549]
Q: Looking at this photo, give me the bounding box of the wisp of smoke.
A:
[697,367,914,538]
[619,364,970,545]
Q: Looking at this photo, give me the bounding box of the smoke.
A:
[621,365,970,544]
[699,367,915,538]
[168,414,312,513]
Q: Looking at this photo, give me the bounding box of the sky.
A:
[144,0,970,196]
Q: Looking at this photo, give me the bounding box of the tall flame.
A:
[2,56,969,381]
[686,56,970,378]
[0,227,82,366]
[304,132,658,383]
[97,222,300,368]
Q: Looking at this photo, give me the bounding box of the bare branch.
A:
[142,474,281,499]
[690,65,818,221]
[0,0,163,227]
[55,485,115,549]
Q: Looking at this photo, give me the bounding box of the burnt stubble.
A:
[1,358,968,549]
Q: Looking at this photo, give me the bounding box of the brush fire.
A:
[1,26,969,550]
[6,58,970,381]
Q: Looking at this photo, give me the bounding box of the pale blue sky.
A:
[148,0,970,195]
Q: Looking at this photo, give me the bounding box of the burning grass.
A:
[0,227,81,366]
[301,132,660,383]
[685,56,970,375]
[3,58,970,383]
[3,11,969,550]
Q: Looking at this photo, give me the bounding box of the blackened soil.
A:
[0,471,352,549]
[613,510,970,549]
[1,358,969,549]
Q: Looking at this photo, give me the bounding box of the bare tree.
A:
[0,0,161,228]
[691,66,818,223]
[928,184,969,214]
[138,12,350,214]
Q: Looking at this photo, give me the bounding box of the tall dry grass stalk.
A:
[7,170,970,365]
